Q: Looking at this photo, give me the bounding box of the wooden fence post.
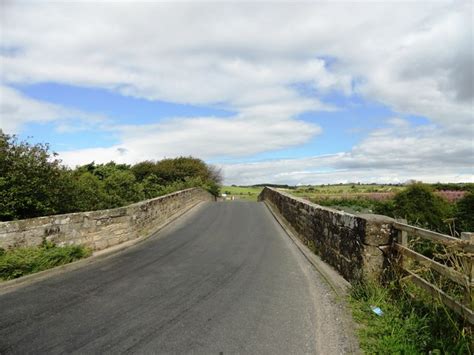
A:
[396,219,408,245]
[461,232,473,309]
[396,219,408,270]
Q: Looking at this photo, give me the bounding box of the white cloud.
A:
[0,85,106,133]
[2,1,471,124]
[357,5,473,126]
[0,85,61,133]
[1,1,472,183]
[220,118,474,185]
[58,114,321,166]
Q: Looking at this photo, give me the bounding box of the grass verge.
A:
[349,281,472,354]
[0,241,91,280]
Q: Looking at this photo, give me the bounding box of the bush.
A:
[455,192,474,232]
[0,241,91,280]
[373,199,396,216]
[391,183,452,233]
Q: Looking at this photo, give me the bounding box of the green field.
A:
[221,186,263,201]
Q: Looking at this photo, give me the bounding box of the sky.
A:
[0,1,473,185]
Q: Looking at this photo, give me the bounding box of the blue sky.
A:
[15,82,395,157]
[1,1,472,185]
[15,82,235,151]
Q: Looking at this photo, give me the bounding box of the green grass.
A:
[349,282,472,354]
[221,186,263,201]
[0,241,91,280]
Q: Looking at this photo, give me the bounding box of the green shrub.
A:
[0,241,91,280]
[456,192,474,232]
[391,183,453,233]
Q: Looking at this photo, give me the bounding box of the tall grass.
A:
[349,281,472,354]
[0,241,91,280]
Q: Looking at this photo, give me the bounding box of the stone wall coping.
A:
[0,187,205,226]
[357,213,396,224]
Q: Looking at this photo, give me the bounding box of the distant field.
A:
[279,184,400,213]
[284,184,405,196]
[221,186,263,201]
[278,183,470,214]
[220,184,402,204]
[221,183,469,207]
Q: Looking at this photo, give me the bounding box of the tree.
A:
[142,174,164,199]
[131,157,222,196]
[131,161,158,182]
[71,172,108,211]
[103,170,144,208]
[0,131,221,220]
[76,162,131,181]
[154,157,214,183]
[0,132,76,220]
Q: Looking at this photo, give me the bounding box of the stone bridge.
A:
[0,186,402,353]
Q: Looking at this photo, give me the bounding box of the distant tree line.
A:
[0,132,221,221]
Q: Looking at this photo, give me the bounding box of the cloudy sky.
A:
[1,1,472,185]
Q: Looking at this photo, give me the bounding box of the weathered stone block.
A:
[362,214,394,246]
[361,245,386,280]
[94,239,109,250]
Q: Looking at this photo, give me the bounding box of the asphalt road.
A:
[0,201,357,354]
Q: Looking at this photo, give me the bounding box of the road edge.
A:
[262,200,361,354]
[262,200,350,296]
[0,200,209,295]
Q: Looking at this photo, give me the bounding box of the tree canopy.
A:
[0,132,221,221]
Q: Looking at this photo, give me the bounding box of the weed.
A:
[0,241,91,280]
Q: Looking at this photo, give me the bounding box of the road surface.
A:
[0,201,357,354]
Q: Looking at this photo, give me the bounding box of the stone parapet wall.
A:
[259,187,394,283]
[0,188,214,251]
